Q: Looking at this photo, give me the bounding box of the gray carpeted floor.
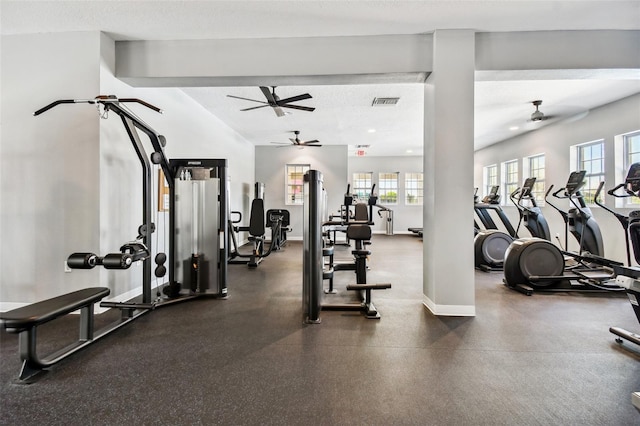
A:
[1,235,639,425]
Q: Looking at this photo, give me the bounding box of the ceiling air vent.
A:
[372,97,400,106]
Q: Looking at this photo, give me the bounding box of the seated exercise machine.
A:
[228,184,288,267]
[0,96,228,381]
[303,170,391,322]
[474,185,520,271]
[503,171,623,295]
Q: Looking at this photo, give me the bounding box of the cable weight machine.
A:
[35,96,228,310]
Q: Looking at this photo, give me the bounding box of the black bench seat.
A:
[0,287,110,381]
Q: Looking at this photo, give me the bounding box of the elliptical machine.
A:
[503,171,623,295]
[512,177,551,241]
[474,185,520,271]
[595,162,640,347]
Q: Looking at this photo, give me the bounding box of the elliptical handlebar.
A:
[607,183,630,198]
[509,187,522,209]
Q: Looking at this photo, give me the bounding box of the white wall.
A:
[255,145,348,239]
[1,32,103,308]
[0,32,256,308]
[348,156,423,234]
[474,93,640,264]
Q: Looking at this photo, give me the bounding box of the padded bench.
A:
[0,287,110,381]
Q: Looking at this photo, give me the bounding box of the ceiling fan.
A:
[227,86,315,117]
[529,100,555,122]
[271,131,322,147]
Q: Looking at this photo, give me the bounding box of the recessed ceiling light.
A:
[368,129,376,133]
[509,126,519,131]
[406,149,413,153]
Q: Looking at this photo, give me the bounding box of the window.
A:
[378,172,399,204]
[352,172,373,201]
[483,164,498,198]
[501,160,518,204]
[405,172,423,205]
[576,140,605,204]
[527,154,546,204]
[285,164,310,205]
[623,130,640,205]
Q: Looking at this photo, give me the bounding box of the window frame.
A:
[405,172,423,206]
[378,172,399,205]
[352,172,373,202]
[525,153,546,206]
[501,159,519,206]
[483,164,498,199]
[622,130,640,207]
[285,164,310,206]
[575,139,605,205]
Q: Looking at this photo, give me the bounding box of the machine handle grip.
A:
[34,96,163,117]
[607,183,632,198]
[109,97,163,113]
[553,187,568,199]
[33,99,78,116]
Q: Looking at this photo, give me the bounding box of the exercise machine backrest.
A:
[346,224,372,251]
[249,198,266,238]
[354,203,369,222]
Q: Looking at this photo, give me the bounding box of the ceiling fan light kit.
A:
[530,100,546,122]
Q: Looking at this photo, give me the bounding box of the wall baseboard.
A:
[423,295,476,316]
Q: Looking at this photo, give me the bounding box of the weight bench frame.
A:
[0,287,146,381]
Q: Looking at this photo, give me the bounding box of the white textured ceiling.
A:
[2,1,640,155]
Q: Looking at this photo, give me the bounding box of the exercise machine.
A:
[474,185,519,272]
[597,163,640,411]
[0,96,228,380]
[503,171,623,295]
[228,183,287,267]
[511,177,551,241]
[545,170,604,257]
[303,170,391,322]
[598,163,640,346]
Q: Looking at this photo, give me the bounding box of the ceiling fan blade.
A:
[273,106,285,117]
[227,95,267,104]
[289,138,298,144]
[277,93,312,104]
[301,143,322,147]
[280,104,315,112]
[240,105,269,111]
[260,86,277,104]
[301,140,320,144]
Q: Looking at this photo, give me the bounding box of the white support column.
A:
[423,30,476,316]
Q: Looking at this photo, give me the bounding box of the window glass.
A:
[286,164,310,205]
[405,172,423,205]
[378,172,399,204]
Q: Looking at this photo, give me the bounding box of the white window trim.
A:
[284,164,310,206]
[523,153,546,206]
[571,139,605,206]
[405,172,423,206]
[500,159,519,206]
[378,172,399,205]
